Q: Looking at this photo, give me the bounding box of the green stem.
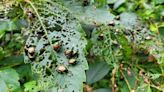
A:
[120,70,132,91]
[150,84,163,91]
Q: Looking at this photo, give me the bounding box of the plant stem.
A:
[120,69,132,91]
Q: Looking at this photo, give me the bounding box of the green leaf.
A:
[24,81,39,92]
[0,30,5,38]
[159,27,164,37]
[14,19,28,30]
[86,61,110,84]
[116,34,132,59]
[153,0,164,4]
[16,64,34,81]
[0,19,27,39]
[94,88,112,92]
[120,70,136,91]
[84,7,115,25]
[107,0,117,4]
[6,5,24,19]
[60,0,115,25]
[114,0,125,9]
[119,12,153,45]
[0,68,21,92]
[0,55,24,68]
[150,23,158,32]
[94,0,107,7]
[24,1,88,91]
[0,79,8,92]
[0,20,17,31]
[136,83,152,92]
[120,12,139,30]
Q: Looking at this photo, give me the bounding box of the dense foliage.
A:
[0,0,164,92]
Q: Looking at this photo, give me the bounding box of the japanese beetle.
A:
[108,21,115,26]
[68,58,77,65]
[26,9,35,20]
[97,33,104,41]
[27,47,36,60]
[56,65,68,73]
[53,42,61,52]
[64,50,73,58]
[115,16,120,20]
[72,51,79,58]
[28,47,35,54]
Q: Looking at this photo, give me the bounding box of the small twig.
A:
[120,69,132,91]
[150,84,164,91]
[111,67,117,92]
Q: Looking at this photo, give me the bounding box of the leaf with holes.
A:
[24,0,88,92]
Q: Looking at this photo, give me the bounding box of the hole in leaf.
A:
[54,23,62,31]
[46,68,52,76]
[39,48,45,55]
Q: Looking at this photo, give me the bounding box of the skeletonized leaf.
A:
[24,0,88,91]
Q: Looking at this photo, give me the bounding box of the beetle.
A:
[115,16,120,20]
[64,50,73,58]
[28,47,35,54]
[27,47,36,60]
[56,65,68,73]
[64,50,79,58]
[97,33,104,41]
[68,58,77,65]
[26,8,35,20]
[53,42,61,52]
[108,21,115,26]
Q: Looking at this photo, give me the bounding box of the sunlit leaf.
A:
[24,81,39,92]
[114,0,125,9]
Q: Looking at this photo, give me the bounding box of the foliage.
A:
[24,0,88,91]
[0,0,164,92]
